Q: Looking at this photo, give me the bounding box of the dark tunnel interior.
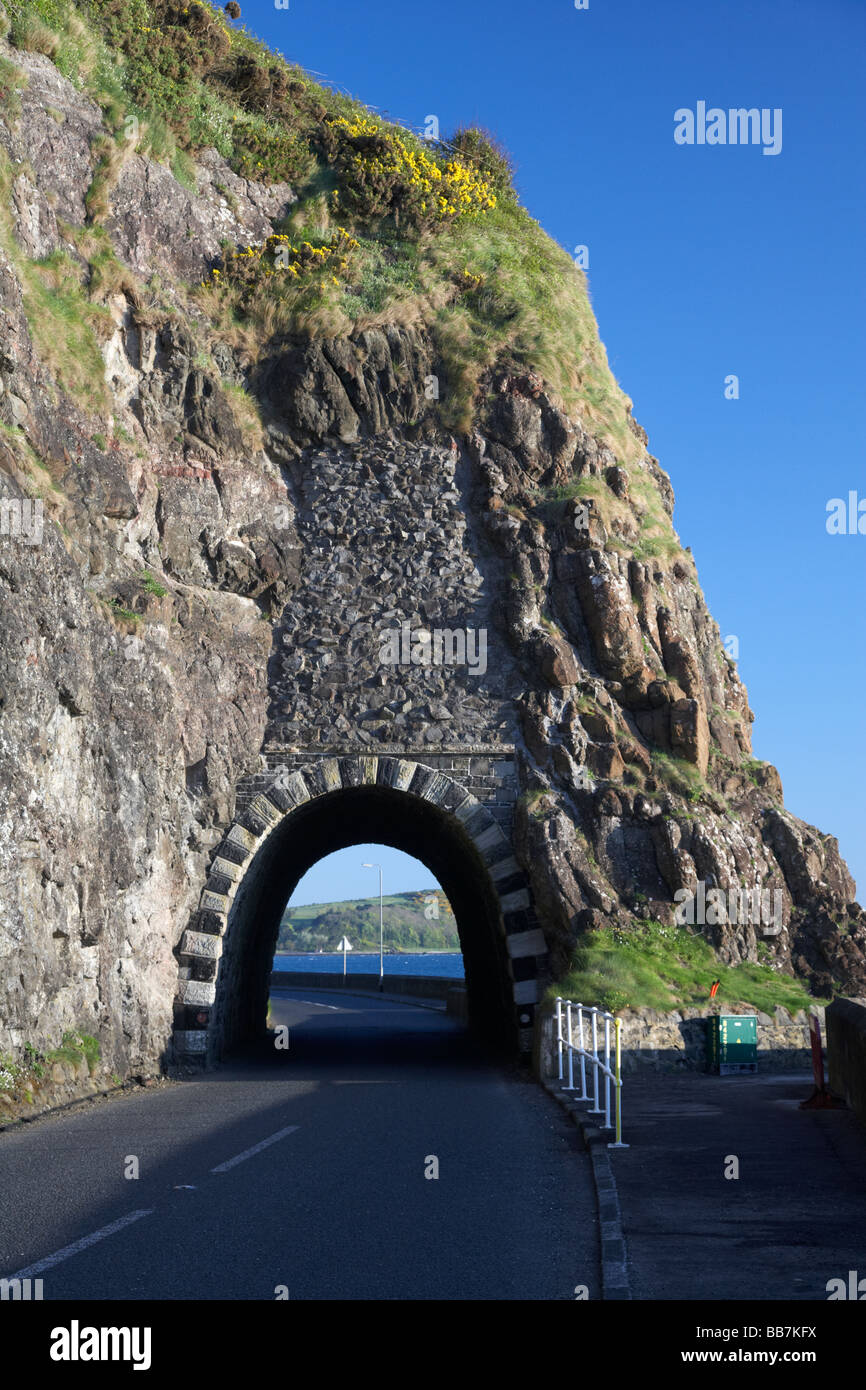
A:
[210,786,518,1058]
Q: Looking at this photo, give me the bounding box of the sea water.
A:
[272,951,464,978]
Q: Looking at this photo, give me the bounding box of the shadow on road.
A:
[218,990,511,1076]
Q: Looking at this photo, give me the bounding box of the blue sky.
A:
[288,846,438,909]
[239,0,865,896]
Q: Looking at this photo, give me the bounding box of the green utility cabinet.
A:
[706,1014,758,1074]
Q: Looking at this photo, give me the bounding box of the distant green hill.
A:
[276,890,458,953]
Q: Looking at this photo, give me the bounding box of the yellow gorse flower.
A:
[329,116,496,222]
[200,227,359,298]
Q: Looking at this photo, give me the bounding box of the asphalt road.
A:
[0,991,599,1300]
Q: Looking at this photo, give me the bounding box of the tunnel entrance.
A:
[274,844,462,979]
[173,758,549,1064]
[224,788,505,1050]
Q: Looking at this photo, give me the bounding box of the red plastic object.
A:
[800,1014,845,1109]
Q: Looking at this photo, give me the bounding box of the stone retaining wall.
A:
[0,1056,115,1128]
[536,1001,823,1075]
[827,997,866,1125]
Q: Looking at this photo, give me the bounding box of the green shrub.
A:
[0,1030,100,1094]
[198,226,361,345]
[446,126,516,200]
[336,231,421,321]
[0,148,112,410]
[323,113,498,232]
[230,118,315,185]
[8,8,59,58]
[629,470,684,565]
[23,1042,45,1078]
[519,787,556,820]
[223,383,264,451]
[743,757,769,787]
[107,597,139,621]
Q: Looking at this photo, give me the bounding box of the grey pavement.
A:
[609,1068,866,1301]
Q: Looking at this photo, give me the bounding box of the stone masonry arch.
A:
[173,756,549,1064]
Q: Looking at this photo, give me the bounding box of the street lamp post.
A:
[362,862,384,989]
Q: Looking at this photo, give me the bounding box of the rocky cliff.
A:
[1,1,863,1090]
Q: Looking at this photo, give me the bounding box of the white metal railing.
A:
[554,998,628,1148]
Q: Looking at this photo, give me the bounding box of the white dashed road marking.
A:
[210,1125,300,1174]
[7,1209,156,1279]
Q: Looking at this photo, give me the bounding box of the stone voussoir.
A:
[513,979,540,1005]
[199,889,231,915]
[506,928,548,959]
[320,758,342,792]
[180,930,223,961]
[179,979,216,1006]
[472,821,508,855]
[267,770,311,811]
[338,756,364,787]
[358,756,378,785]
[248,792,282,826]
[226,823,260,853]
[210,855,244,884]
[488,854,521,883]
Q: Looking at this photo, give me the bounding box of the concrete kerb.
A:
[542,1077,632,1301]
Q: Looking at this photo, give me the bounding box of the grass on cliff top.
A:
[2,0,641,457]
[551,918,823,1016]
[539,473,633,531]
[421,208,638,447]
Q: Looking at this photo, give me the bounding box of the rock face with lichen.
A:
[0,22,864,1090]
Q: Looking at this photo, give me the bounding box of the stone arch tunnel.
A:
[173,755,550,1064]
